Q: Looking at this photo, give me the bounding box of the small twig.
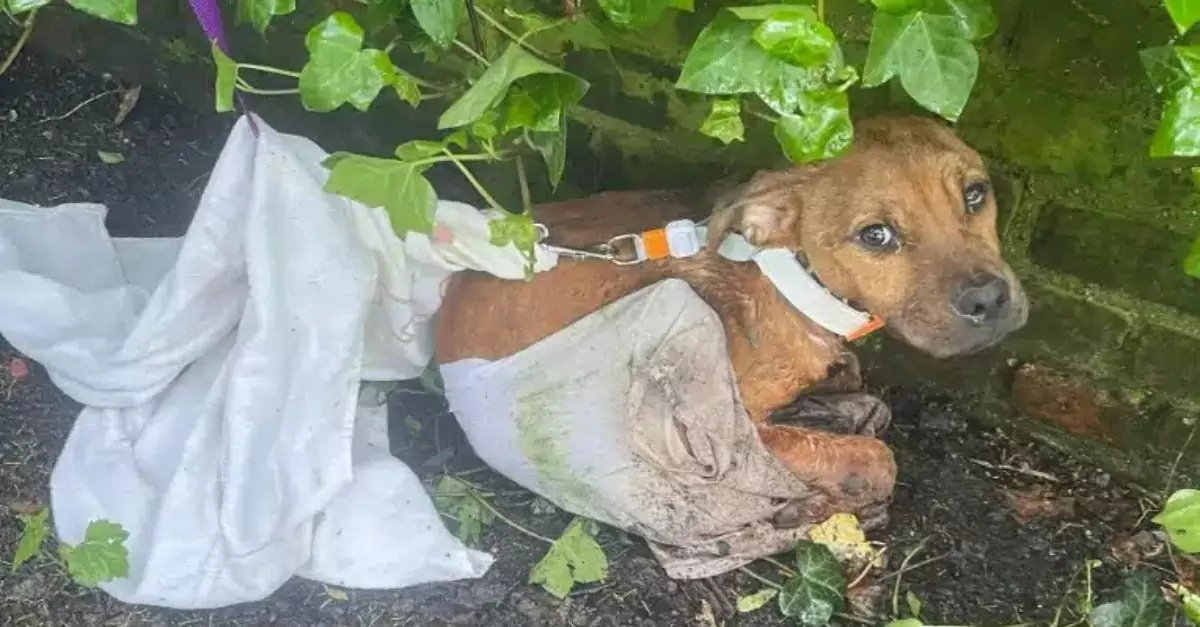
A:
[888,538,930,617]
[737,566,781,589]
[515,155,533,214]
[1164,419,1198,498]
[0,9,35,77]
[473,6,556,61]
[1049,563,1085,627]
[469,492,554,544]
[968,458,1061,483]
[454,39,490,65]
[848,546,887,589]
[834,612,874,625]
[235,63,301,78]
[35,89,119,124]
[762,555,797,578]
[442,148,505,211]
[879,553,949,585]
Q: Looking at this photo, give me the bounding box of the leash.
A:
[187,0,259,133]
[536,218,884,342]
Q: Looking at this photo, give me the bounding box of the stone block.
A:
[1006,282,1132,373]
[1128,323,1200,403]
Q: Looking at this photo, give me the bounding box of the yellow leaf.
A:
[808,513,883,567]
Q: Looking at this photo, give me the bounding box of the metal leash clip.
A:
[534,224,643,265]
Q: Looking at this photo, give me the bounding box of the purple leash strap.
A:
[187,0,260,134]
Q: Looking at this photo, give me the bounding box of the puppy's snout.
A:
[951,273,1011,324]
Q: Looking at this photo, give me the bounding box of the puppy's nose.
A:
[951,273,1010,324]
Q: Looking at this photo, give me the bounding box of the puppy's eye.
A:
[964,181,989,213]
[857,223,898,251]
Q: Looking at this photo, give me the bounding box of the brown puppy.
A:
[435,115,1028,527]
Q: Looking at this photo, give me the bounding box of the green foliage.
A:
[236,0,295,36]
[10,507,130,588]
[5,0,52,14]
[529,517,608,598]
[411,0,463,49]
[434,476,496,546]
[299,13,399,112]
[777,541,846,626]
[1089,571,1169,627]
[598,0,672,29]
[438,44,588,129]
[700,98,745,144]
[212,42,238,113]
[11,508,49,572]
[323,152,438,236]
[1166,0,1200,34]
[1152,488,1200,553]
[1174,583,1200,625]
[736,587,778,612]
[64,0,136,25]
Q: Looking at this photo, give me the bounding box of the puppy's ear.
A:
[704,171,800,251]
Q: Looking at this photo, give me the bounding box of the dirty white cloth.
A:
[442,278,822,579]
[0,114,558,609]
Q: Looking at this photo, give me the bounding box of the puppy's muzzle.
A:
[951,272,1012,325]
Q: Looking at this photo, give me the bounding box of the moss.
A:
[163,38,199,64]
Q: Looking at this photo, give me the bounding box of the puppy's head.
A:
[707,115,1028,358]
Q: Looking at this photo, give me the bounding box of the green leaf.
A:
[364,0,409,34]
[1174,583,1200,625]
[12,508,49,572]
[434,476,495,546]
[60,519,130,587]
[726,4,815,21]
[778,542,846,626]
[736,587,779,612]
[393,70,423,107]
[558,16,612,51]
[872,0,925,13]
[439,44,588,129]
[700,98,745,144]
[527,120,568,190]
[211,42,238,113]
[65,0,136,25]
[97,150,125,164]
[931,0,997,40]
[676,11,828,116]
[235,0,295,35]
[299,13,397,113]
[5,0,52,15]
[862,6,979,121]
[752,10,837,67]
[1184,231,1200,278]
[1166,0,1200,34]
[411,0,465,48]
[1141,46,1190,95]
[1089,571,1169,627]
[529,517,608,599]
[598,0,671,29]
[905,590,923,619]
[488,210,539,251]
[884,620,926,627]
[323,153,437,237]
[774,91,853,163]
[499,74,585,134]
[470,110,500,142]
[1152,488,1200,553]
[670,0,695,10]
[444,129,470,149]
[394,139,446,161]
[1151,85,1200,157]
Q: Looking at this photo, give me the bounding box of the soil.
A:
[0,42,1191,627]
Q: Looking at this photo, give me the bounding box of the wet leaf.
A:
[299,13,397,113]
[1152,488,1200,553]
[65,0,136,25]
[1152,84,1200,157]
[676,11,828,116]
[6,357,29,380]
[700,98,745,144]
[6,0,52,15]
[872,0,924,12]
[1174,583,1200,624]
[394,139,446,161]
[411,0,464,48]
[499,74,586,134]
[211,42,238,113]
[393,69,423,107]
[322,153,437,237]
[863,0,993,121]
[1141,46,1190,95]
[236,0,295,35]
[527,119,568,189]
[1089,571,1169,627]
[434,476,495,547]
[439,44,588,129]
[1166,0,1200,34]
[97,151,125,165]
[752,10,837,67]
[529,517,608,598]
[737,587,778,612]
[597,0,671,29]
[364,0,408,33]
[773,91,853,163]
[778,542,846,626]
[12,508,49,572]
[60,519,130,587]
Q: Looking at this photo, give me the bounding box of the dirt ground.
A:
[0,45,1190,627]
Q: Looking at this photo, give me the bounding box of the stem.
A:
[443,148,505,212]
[237,84,300,96]
[747,107,780,123]
[818,0,826,22]
[413,152,504,166]
[474,6,556,61]
[516,155,533,214]
[0,9,36,78]
[469,492,554,544]
[454,39,490,65]
[236,63,302,78]
[762,556,797,578]
[737,566,781,589]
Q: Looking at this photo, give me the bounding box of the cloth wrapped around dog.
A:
[442,278,822,578]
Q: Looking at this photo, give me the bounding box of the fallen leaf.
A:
[113,85,141,126]
[529,517,608,598]
[97,151,125,165]
[808,512,883,568]
[59,519,130,587]
[11,508,49,572]
[737,587,778,612]
[323,584,349,601]
[1002,486,1075,524]
[6,357,29,380]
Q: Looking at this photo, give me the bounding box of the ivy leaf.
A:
[726,4,815,21]
[1151,85,1200,157]
[411,0,464,49]
[59,519,130,588]
[1152,488,1200,553]
[500,74,585,134]
[393,69,423,107]
[364,0,409,34]
[439,44,588,129]
[774,91,853,163]
[299,13,397,113]
[700,98,745,144]
[1165,0,1200,35]
[1089,571,1169,627]
[777,541,846,626]
[433,476,495,546]
[5,0,52,15]
[1141,46,1190,95]
[529,517,608,599]
[527,120,568,190]
[862,6,979,121]
[558,16,612,51]
[394,139,446,161]
[676,11,827,116]
[488,210,539,254]
[65,0,136,25]
[11,508,49,572]
[670,0,694,10]
[235,0,295,36]
[211,42,238,113]
[931,0,997,40]
[322,153,437,237]
[598,0,671,29]
[736,587,778,612]
[752,10,837,67]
